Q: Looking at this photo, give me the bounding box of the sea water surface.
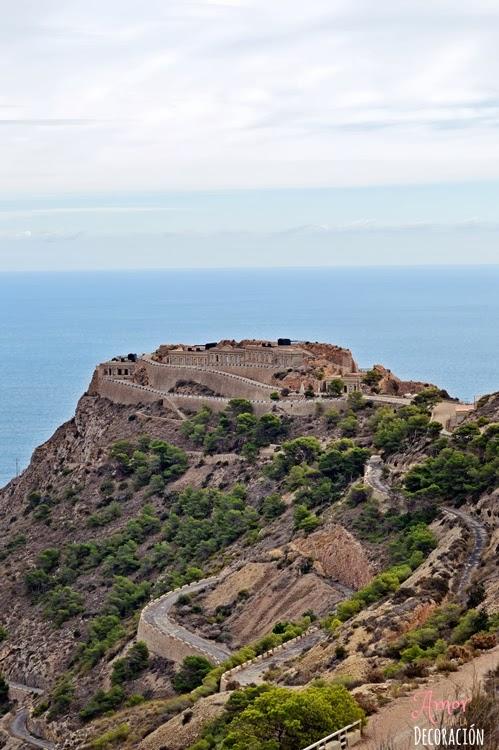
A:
[1,266,498,487]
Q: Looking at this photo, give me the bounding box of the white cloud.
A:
[1,0,499,193]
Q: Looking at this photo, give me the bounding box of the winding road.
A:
[7,683,54,750]
[442,506,488,599]
[10,707,54,750]
[141,577,328,685]
[234,629,325,687]
[141,576,232,665]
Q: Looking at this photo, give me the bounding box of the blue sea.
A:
[1,266,498,488]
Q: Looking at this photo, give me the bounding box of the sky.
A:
[2,0,499,269]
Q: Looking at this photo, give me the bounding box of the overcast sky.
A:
[2,0,499,269]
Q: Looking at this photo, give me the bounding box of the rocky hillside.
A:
[0,382,497,750]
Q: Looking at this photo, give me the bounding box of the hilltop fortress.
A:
[90,337,472,424]
[90,338,367,416]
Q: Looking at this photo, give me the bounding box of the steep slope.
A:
[0,380,497,750]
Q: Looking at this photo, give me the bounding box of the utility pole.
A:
[15,458,19,477]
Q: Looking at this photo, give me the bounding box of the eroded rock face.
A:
[200,562,345,645]
[290,524,375,590]
[300,342,358,373]
[368,364,439,396]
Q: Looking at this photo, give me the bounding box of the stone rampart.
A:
[93,368,353,419]
[97,378,162,405]
[143,361,275,400]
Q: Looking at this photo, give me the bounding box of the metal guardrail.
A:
[301,720,362,750]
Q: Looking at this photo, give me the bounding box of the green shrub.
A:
[293,505,321,533]
[80,686,125,721]
[106,577,150,618]
[111,641,149,685]
[79,615,126,669]
[451,609,489,644]
[37,548,61,572]
[90,724,130,749]
[43,586,84,626]
[260,493,286,519]
[347,483,372,506]
[47,675,75,719]
[339,414,358,437]
[173,655,213,693]
[87,501,121,528]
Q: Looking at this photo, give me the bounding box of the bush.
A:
[450,609,488,644]
[79,615,125,669]
[80,686,125,721]
[293,505,321,533]
[43,586,84,626]
[260,493,286,519]
[468,632,497,650]
[0,672,8,706]
[47,675,75,719]
[90,724,130,749]
[339,415,358,437]
[325,408,340,426]
[37,548,61,572]
[173,655,213,693]
[347,483,372,506]
[106,577,150,618]
[25,568,53,596]
[111,641,149,684]
[87,502,121,528]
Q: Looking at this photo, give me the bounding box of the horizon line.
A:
[1,263,499,274]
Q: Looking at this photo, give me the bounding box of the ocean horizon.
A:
[1,265,498,488]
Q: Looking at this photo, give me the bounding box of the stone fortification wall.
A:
[95,378,162,405]
[143,361,275,401]
[91,365,351,418]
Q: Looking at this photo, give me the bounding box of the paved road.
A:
[442,506,488,599]
[8,682,44,696]
[10,708,54,750]
[143,577,232,665]
[235,629,326,687]
[7,682,54,750]
[364,455,391,497]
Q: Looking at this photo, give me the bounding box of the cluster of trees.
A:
[371,404,442,454]
[162,484,259,568]
[188,682,364,750]
[181,400,287,457]
[40,577,151,720]
[384,602,497,675]
[265,436,370,531]
[405,422,499,502]
[24,504,162,626]
[110,437,188,492]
